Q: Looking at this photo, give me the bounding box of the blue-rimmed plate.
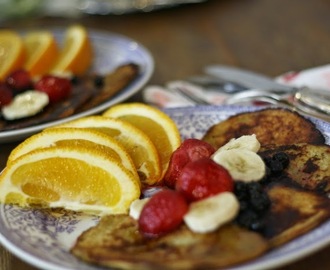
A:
[0,28,154,144]
[0,105,330,270]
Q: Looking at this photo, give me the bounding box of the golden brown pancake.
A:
[202,108,325,149]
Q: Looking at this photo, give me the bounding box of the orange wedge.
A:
[0,30,25,80]
[53,116,162,185]
[0,145,140,215]
[50,25,92,75]
[7,127,138,181]
[23,31,59,77]
[103,103,181,176]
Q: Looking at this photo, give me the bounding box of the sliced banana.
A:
[129,198,150,220]
[2,90,49,120]
[212,148,266,182]
[215,134,261,153]
[184,192,239,233]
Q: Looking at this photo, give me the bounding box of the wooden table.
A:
[1,0,330,269]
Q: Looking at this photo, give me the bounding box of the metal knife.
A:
[205,64,294,93]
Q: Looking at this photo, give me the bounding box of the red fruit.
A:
[6,69,32,92]
[175,158,233,202]
[163,138,215,188]
[34,75,72,103]
[0,83,13,108]
[138,189,188,237]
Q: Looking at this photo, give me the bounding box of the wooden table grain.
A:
[1,0,330,269]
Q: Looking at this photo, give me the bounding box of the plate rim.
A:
[0,27,154,144]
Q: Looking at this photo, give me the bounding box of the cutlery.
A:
[205,64,295,93]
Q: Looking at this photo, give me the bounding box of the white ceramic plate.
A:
[1,105,330,270]
[0,28,154,144]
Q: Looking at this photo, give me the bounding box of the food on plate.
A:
[69,108,330,269]
[6,127,137,179]
[259,143,330,193]
[103,102,181,176]
[202,108,325,148]
[52,114,162,185]
[23,30,59,76]
[71,214,269,270]
[50,24,92,76]
[0,145,140,215]
[0,25,141,131]
[163,138,216,188]
[0,30,25,80]
[0,63,140,131]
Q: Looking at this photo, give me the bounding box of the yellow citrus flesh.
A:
[0,146,140,215]
[50,25,92,75]
[52,116,162,185]
[103,103,181,176]
[23,31,59,77]
[0,30,25,80]
[7,127,138,181]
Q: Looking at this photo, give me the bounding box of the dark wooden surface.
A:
[1,0,330,269]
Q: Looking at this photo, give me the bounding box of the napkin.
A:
[143,64,330,108]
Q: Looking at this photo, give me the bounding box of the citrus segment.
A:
[53,116,162,185]
[50,24,92,75]
[0,30,25,80]
[0,146,140,215]
[103,103,181,175]
[7,127,138,180]
[23,31,59,76]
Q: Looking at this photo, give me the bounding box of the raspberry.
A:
[0,83,13,108]
[175,158,234,202]
[138,189,188,237]
[163,139,215,188]
[6,69,32,92]
[34,75,72,103]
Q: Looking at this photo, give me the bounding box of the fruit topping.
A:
[0,83,13,108]
[34,75,72,103]
[175,158,234,202]
[234,181,271,232]
[163,138,215,188]
[5,69,32,92]
[138,189,188,237]
[1,90,49,120]
[184,192,240,233]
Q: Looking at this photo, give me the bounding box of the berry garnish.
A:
[6,69,32,92]
[0,83,13,108]
[163,139,215,188]
[175,158,234,202]
[34,75,72,103]
[138,189,188,237]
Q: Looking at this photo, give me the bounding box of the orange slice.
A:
[0,30,25,80]
[53,116,162,185]
[103,103,181,176]
[50,25,92,75]
[7,127,138,181]
[0,145,140,215]
[23,31,59,77]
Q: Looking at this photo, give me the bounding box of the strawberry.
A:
[6,69,32,92]
[34,75,72,103]
[0,83,13,108]
[138,189,188,237]
[163,139,215,188]
[175,158,234,202]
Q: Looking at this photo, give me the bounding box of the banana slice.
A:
[216,134,260,153]
[184,192,239,233]
[212,148,266,182]
[2,90,49,120]
[129,198,150,220]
